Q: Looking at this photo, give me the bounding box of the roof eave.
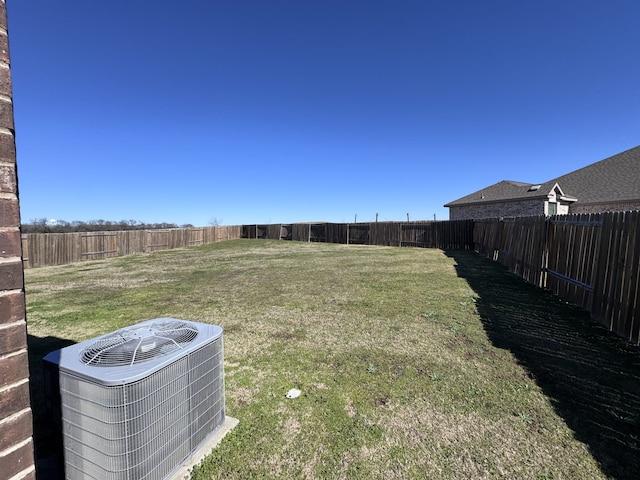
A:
[445,193,550,208]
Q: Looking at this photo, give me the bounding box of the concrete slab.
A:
[170,416,239,479]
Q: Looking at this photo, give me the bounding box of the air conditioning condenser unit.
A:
[43,318,225,480]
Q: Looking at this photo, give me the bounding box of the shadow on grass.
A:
[446,250,640,480]
[27,334,75,479]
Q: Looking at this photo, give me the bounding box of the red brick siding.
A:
[0,260,23,290]
[0,228,20,257]
[0,291,25,325]
[0,1,35,479]
[0,381,30,419]
[570,201,640,214]
[0,410,33,454]
[0,197,19,227]
[449,199,545,220]
[0,439,35,480]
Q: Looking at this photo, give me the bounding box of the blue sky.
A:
[8,1,640,226]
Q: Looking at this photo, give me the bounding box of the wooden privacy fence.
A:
[20,214,639,344]
[474,211,640,344]
[22,221,474,268]
[21,225,242,268]
[241,220,475,249]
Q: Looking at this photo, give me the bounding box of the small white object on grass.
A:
[286,388,301,399]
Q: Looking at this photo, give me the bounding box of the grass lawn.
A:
[25,240,640,479]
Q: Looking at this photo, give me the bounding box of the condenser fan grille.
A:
[80,320,199,366]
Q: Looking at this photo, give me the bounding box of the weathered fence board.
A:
[237,221,474,249]
[546,213,602,307]
[326,223,348,244]
[242,225,257,239]
[590,211,640,343]
[145,230,169,252]
[189,228,204,246]
[623,213,640,342]
[22,233,80,267]
[81,233,118,260]
[347,224,370,245]
[291,224,310,242]
[280,224,293,240]
[476,211,640,344]
[264,224,280,240]
[21,226,242,268]
[310,224,326,242]
[438,219,475,251]
[401,223,432,247]
[371,222,402,246]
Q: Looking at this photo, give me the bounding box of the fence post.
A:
[541,216,551,289]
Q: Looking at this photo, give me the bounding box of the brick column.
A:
[0,1,36,479]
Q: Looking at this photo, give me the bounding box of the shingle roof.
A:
[445,145,640,207]
[545,145,640,205]
[444,180,552,207]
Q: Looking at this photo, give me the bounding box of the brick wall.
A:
[0,1,36,479]
[570,201,640,215]
[449,198,640,221]
[448,199,544,220]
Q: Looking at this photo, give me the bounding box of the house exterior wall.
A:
[448,199,544,220]
[569,201,640,214]
[449,197,637,220]
[549,202,571,215]
[0,2,36,479]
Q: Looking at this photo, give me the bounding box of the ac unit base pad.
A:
[170,416,239,480]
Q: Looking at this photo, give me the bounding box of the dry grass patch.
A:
[24,240,640,479]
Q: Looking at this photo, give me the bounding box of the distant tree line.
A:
[21,218,195,234]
